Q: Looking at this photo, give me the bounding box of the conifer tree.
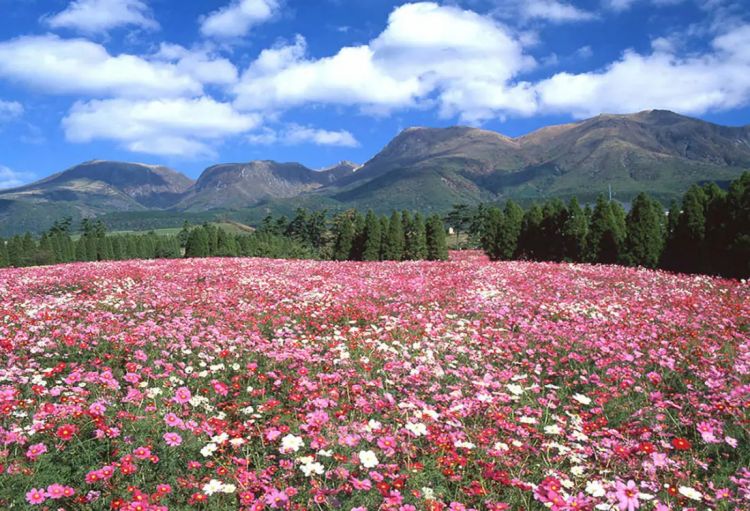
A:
[516,204,544,260]
[623,193,665,268]
[383,211,405,260]
[0,238,7,267]
[562,197,588,262]
[669,185,707,273]
[723,172,750,278]
[426,214,448,261]
[185,227,210,258]
[361,210,382,261]
[411,213,428,260]
[332,212,355,261]
[378,215,389,260]
[350,211,367,261]
[586,195,622,264]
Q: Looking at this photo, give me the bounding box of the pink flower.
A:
[26,488,46,505]
[264,489,288,509]
[164,432,183,447]
[46,483,66,499]
[615,480,640,511]
[173,386,192,404]
[26,442,47,460]
[164,412,184,428]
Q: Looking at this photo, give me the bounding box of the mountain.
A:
[329,110,750,210]
[1,110,748,236]
[174,160,357,211]
[0,160,194,234]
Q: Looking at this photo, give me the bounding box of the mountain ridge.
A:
[1,110,748,235]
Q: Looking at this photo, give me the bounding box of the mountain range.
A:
[1,110,749,235]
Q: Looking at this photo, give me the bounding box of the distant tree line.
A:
[456,172,749,279]
[183,209,449,262]
[0,209,450,269]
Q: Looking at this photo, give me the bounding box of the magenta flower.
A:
[173,386,192,404]
[163,432,183,447]
[25,488,46,505]
[615,480,640,511]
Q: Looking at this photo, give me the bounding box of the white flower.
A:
[678,486,702,501]
[203,479,223,496]
[585,480,606,497]
[493,442,509,451]
[454,440,475,449]
[221,483,236,493]
[230,438,245,447]
[300,461,325,477]
[200,443,217,457]
[422,487,435,500]
[318,449,333,457]
[519,416,537,424]
[359,450,379,468]
[544,425,562,435]
[405,422,427,437]
[506,384,524,396]
[572,393,592,405]
[280,434,304,453]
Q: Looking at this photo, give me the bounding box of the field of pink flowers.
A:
[1,252,749,511]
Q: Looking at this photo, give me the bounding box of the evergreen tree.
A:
[0,238,8,268]
[586,196,622,264]
[177,221,192,248]
[516,204,544,260]
[623,193,665,268]
[361,210,382,261]
[669,185,707,273]
[482,207,503,260]
[378,216,389,260]
[724,172,750,278]
[426,214,448,261]
[332,212,355,261]
[383,211,405,260]
[401,211,415,259]
[410,213,428,260]
[350,211,367,261]
[562,197,587,262]
[539,199,568,261]
[185,227,210,257]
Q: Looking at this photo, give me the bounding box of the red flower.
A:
[56,424,78,441]
[638,442,656,454]
[671,437,692,450]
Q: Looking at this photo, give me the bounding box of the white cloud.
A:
[44,0,159,34]
[200,0,279,39]
[248,125,359,147]
[152,43,238,86]
[62,97,261,157]
[0,35,202,98]
[234,2,536,122]
[0,165,34,190]
[0,100,23,122]
[495,0,596,23]
[535,23,750,117]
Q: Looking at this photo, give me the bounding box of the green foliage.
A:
[623,193,665,268]
[426,214,448,261]
[361,210,382,261]
[382,211,405,261]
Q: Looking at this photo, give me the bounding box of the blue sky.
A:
[0,0,749,186]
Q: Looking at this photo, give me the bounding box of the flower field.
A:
[1,252,749,511]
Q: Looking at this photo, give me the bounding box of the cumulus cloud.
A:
[0,165,34,190]
[44,0,159,34]
[535,23,750,117]
[200,0,280,39]
[234,2,536,123]
[151,43,239,86]
[248,125,359,147]
[0,35,202,98]
[0,100,23,122]
[62,97,261,157]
